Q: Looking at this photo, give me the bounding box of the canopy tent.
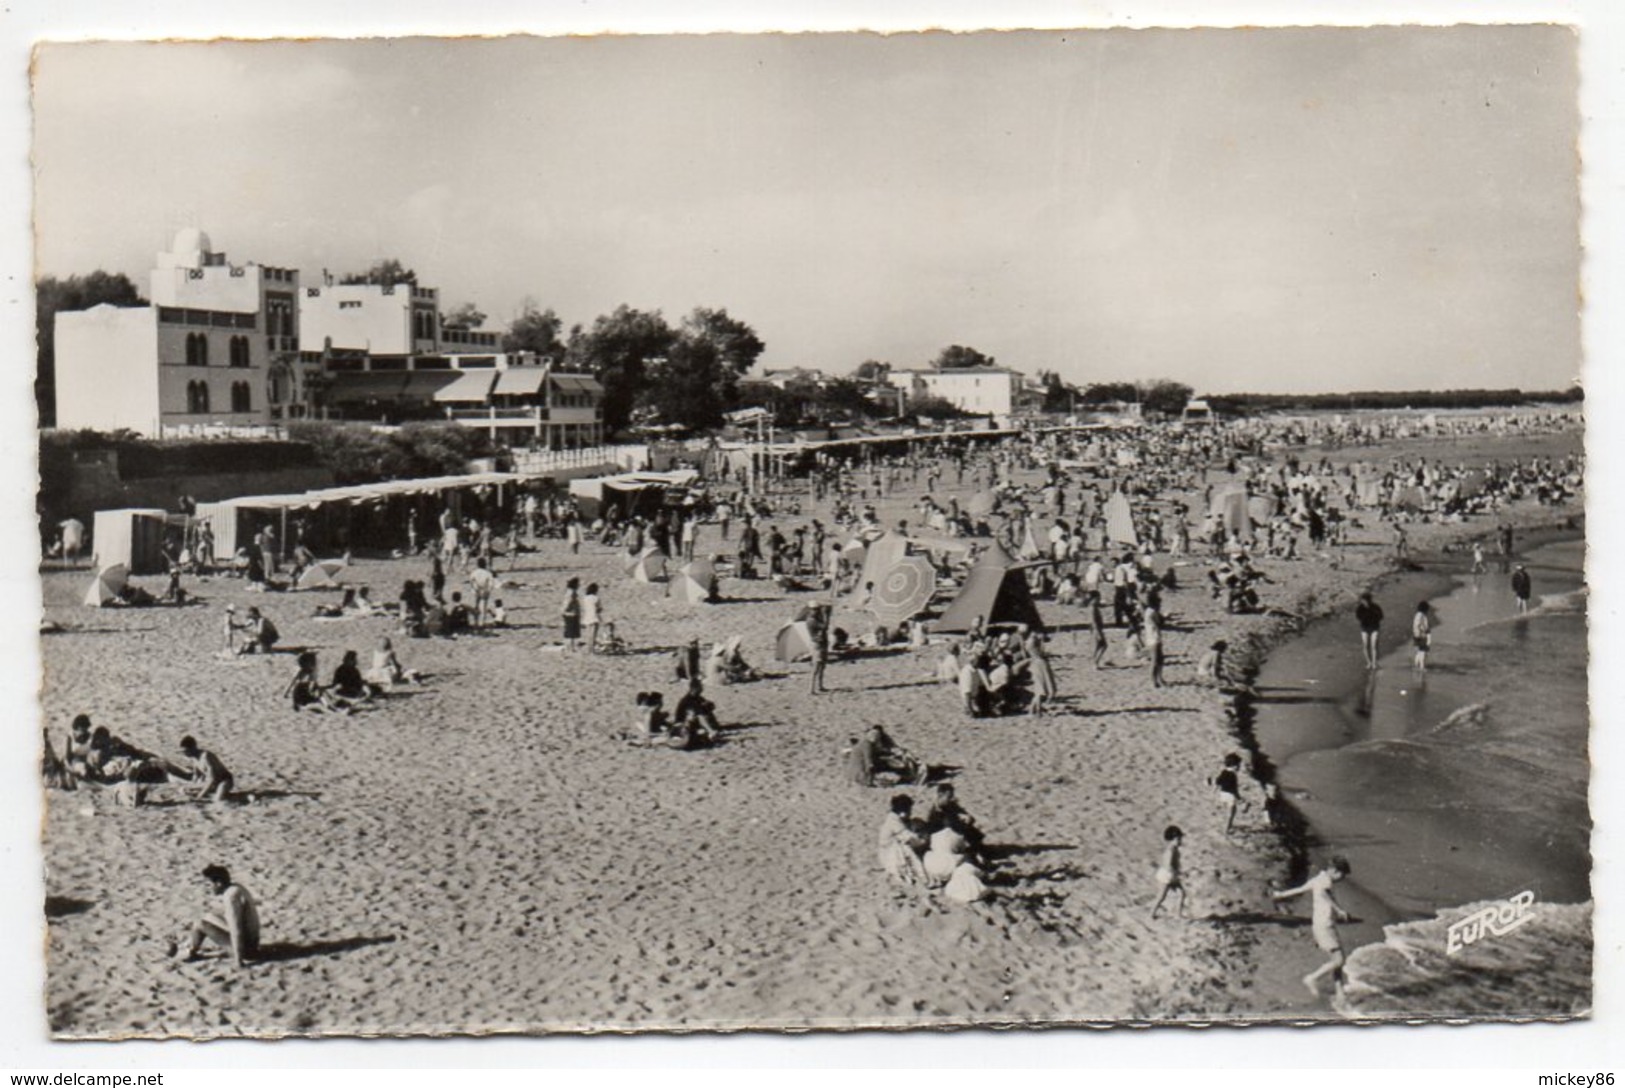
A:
[868,555,937,628]
[567,470,698,521]
[196,470,527,557]
[849,531,911,601]
[678,558,717,604]
[91,508,171,575]
[774,620,817,662]
[295,559,348,590]
[83,564,129,607]
[934,544,1045,633]
[629,546,667,584]
[432,370,498,403]
[1105,491,1138,547]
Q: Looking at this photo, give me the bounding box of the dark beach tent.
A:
[934,543,1045,633]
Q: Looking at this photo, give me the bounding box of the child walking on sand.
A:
[1150,825,1186,919]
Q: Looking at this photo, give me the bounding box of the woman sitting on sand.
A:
[330,650,379,703]
[365,636,422,690]
[922,811,971,887]
[236,607,279,655]
[877,795,928,885]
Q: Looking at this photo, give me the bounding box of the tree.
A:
[1138,380,1195,417]
[36,271,147,426]
[441,302,487,329]
[1035,369,1076,413]
[640,308,766,430]
[932,344,996,370]
[854,359,891,383]
[1079,381,1141,406]
[911,394,975,420]
[339,258,417,286]
[502,304,565,360]
[565,306,677,434]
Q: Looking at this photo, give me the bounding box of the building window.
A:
[339,300,362,310]
[185,333,210,367]
[231,381,252,413]
[229,336,251,368]
[186,380,211,414]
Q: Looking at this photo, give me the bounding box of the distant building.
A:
[55,228,301,436]
[314,349,603,449]
[886,365,1025,421]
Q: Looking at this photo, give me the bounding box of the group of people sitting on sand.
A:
[937,624,1059,717]
[876,784,991,905]
[282,639,426,714]
[627,678,722,750]
[50,714,237,807]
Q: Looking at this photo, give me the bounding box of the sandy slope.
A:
[37,432,1584,1036]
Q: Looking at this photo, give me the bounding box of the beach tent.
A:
[295,559,347,590]
[83,564,129,607]
[1355,477,1383,508]
[850,531,910,601]
[1104,492,1138,547]
[774,620,817,662]
[629,546,667,584]
[934,544,1045,634]
[1394,486,1427,512]
[678,558,717,604]
[1458,471,1489,500]
[567,469,698,521]
[1016,521,1044,561]
[1247,495,1278,523]
[1208,484,1251,542]
[91,509,170,575]
[868,555,937,627]
[966,490,998,518]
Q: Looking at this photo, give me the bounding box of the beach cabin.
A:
[1182,399,1215,427]
[90,508,171,575]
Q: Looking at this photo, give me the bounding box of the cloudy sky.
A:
[32,26,1579,393]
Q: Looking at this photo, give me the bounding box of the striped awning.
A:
[401,370,461,399]
[550,374,604,394]
[494,367,548,396]
[433,370,498,403]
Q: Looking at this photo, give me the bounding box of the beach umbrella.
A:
[296,559,346,590]
[82,563,128,607]
[966,490,998,517]
[630,546,667,583]
[678,558,717,604]
[851,531,910,601]
[868,555,937,627]
[774,620,816,663]
[1105,491,1137,547]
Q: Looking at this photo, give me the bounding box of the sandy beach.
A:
[37,427,1585,1037]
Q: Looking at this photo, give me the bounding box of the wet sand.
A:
[37,429,1585,1035]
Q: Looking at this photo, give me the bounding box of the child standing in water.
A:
[1411,600,1432,672]
[1151,825,1186,919]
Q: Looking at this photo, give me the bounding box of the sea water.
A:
[1251,537,1590,952]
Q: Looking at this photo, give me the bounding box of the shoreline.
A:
[1212,507,1587,1019]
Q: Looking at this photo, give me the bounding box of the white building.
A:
[886,365,1025,421]
[55,229,301,436]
